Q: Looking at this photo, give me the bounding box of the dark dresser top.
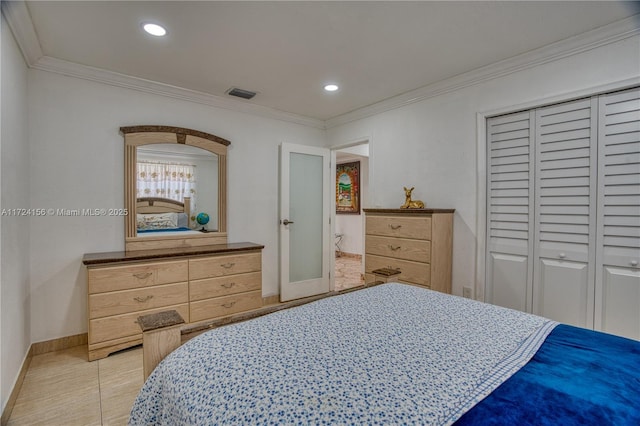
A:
[83,242,264,266]
[363,208,455,214]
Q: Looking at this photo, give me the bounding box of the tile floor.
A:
[334,254,364,292]
[6,254,364,425]
[8,345,142,425]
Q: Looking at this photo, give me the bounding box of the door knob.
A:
[281,219,294,225]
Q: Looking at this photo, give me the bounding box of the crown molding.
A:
[32,56,326,129]
[4,1,638,131]
[1,0,43,66]
[325,14,640,129]
[2,3,323,129]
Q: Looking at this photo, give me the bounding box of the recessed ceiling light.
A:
[143,23,167,37]
[324,84,339,92]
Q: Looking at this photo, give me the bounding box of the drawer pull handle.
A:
[558,253,566,259]
[631,260,638,267]
[221,263,235,269]
[133,272,152,280]
[389,224,402,230]
[134,295,153,303]
[221,282,236,289]
[389,245,401,251]
[222,301,237,308]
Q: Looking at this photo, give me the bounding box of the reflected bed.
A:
[136,197,198,236]
[129,284,640,425]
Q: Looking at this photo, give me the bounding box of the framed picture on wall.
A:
[336,161,360,214]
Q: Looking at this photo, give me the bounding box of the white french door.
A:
[279,143,331,302]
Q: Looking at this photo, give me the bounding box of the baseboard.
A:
[337,252,362,260]
[31,333,87,356]
[1,346,33,426]
[262,294,280,306]
[1,333,88,425]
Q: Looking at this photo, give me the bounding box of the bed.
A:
[128,284,640,425]
[136,196,201,235]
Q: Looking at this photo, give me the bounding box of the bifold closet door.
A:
[486,111,535,312]
[595,87,640,340]
[533,98,597,328]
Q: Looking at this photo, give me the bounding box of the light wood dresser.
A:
[83,242,263,361]
[364,209,454,294]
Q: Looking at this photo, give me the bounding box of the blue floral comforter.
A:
[130,284,560,425]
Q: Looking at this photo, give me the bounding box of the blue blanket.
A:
[136,227,192,233]
[455,324,640,425]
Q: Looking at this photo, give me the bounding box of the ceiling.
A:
[16,1,640,121]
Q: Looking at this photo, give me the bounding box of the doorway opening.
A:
[333,142,369,292]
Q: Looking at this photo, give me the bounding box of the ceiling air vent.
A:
[227,87,256,100]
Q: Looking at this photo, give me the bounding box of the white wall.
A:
[327,35,640,298]
[27,70,325,343]
[1,14,31,412]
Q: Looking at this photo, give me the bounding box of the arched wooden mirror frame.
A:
[121,125,229,251]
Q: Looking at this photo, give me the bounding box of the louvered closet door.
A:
[486,111,535,312]
[595,87,640,340]
[533,98,597,328]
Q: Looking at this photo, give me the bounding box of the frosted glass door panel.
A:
[289,152,323,282]
[279,143,330,302]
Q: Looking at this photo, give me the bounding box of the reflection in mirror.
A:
[121,125,229,251]
[136,144,219,233]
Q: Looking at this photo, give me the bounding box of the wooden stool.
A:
[371,268,401,284]
[137,310,185,380]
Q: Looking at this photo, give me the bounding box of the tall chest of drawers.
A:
[84,242,263,361]
[364,209,454,294]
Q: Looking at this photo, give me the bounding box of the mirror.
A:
[137,143,219,228]
[122,126,229,251]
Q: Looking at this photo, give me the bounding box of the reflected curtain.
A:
[137,162,196,207]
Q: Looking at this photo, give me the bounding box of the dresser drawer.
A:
[89,304,189,345]
[89,282,188,319]
[189,252,261,280]
[190,272,261,302]
[88,260,188,294]
[365,254,430,286]
[364,273,431,289]
[365,235,431,262]
[190,290,262,323]
[366,215,432,240]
